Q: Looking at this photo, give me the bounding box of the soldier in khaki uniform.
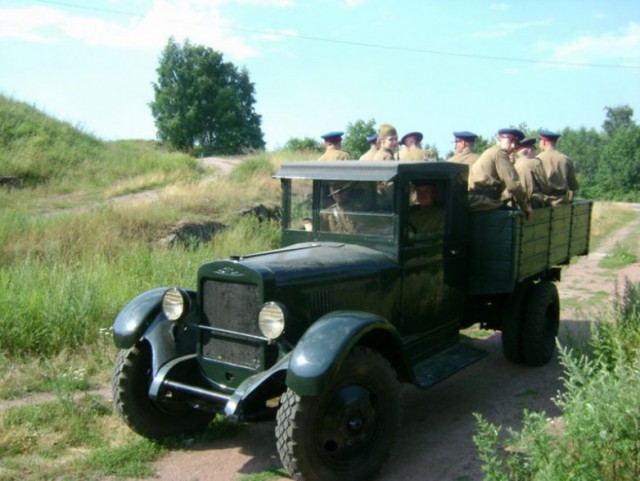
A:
[536,130,579,204]
[373,124,399,161]
[320,182,357,233]
[513,138,553,208]
[447,131,479,166]
[359,133,378,160]
[468,128,532,219]
[318,131,351,161]
[398,132,427,161]
[408,182,446,236]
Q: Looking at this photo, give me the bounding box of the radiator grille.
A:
[201,280,262,369]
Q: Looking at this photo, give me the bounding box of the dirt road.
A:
[119,204,640,481]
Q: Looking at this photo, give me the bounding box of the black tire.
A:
[112,341,214,439]
[501,281,532,363]
[522,281,560,366]
[275,347,402,481]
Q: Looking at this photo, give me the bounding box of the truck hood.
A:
[198,242,398,286]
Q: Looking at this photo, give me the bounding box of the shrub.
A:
[474,280,640,481]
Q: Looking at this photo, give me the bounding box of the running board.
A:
[412,343,488,389]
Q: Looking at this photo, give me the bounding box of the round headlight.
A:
[162,287,189,322]
[258,302,287,340]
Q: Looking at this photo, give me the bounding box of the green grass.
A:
[237,468,290,481]
[589,201,639,250]
[0,394,163,481]
[599,241,639,268]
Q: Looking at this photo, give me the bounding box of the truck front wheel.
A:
[522,281,560,366]
[112,341,214,439]
[275,346,401,481]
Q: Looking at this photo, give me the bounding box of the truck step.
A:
[412,343,488,389]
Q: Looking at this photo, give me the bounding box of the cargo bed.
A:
[468,200,593,294]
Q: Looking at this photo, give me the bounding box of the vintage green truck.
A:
[111,160,592,481]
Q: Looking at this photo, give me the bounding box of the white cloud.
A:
[0,1,263,59]
[545,21,640,66]
[468,19,554,39]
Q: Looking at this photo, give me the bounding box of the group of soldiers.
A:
[317,123,579,219]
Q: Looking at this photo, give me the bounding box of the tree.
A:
[556,127,605,195]
[150,38,265,155]
[595,124,640,200]
[343,118,376,160]
[282,137,322,153]
[602,105,635,138]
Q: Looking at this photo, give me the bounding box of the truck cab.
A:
[111,160,591,481]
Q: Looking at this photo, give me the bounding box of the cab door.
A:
[400,177,466,361]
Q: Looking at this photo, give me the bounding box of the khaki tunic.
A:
[318,145,351,161]
[399,146,427,161]
[536,149,579,202]
[320,203,356,233]
[359,146,378,160]
[408,205,446,236]
[447,147,479,166]
[372,147,397,161]
[514,154,553,207]
[468,144,528,212]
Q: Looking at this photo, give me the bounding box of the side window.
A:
[407,180,448,239]
[288,179,313,231]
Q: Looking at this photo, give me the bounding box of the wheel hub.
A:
[318,384,377,461]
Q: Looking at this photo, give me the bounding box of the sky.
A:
[1,0,639,156]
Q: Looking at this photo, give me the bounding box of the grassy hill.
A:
[0,95,287,357]
[0,94,201,192]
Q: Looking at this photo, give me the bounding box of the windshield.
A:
[285,179,395,237]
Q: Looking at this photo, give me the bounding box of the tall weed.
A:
[474,279,640,481]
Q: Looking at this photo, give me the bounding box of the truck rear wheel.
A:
[275,346,401,481]
[112,341,214,439]
[521,281,560,366]
[501,281,532,363]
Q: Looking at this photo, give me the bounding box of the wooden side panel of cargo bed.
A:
[468,209,520,294]
[468,201,592,296]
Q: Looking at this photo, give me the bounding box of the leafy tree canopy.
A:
[603,105,635,138]
[150,37,265,156]
[282,137,322,152]
[343,119,376,160]
[595,124,640,199]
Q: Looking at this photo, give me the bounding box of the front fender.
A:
[286,311,399,396]
[113,287,198,349]
[113,287,199,378]
[112,287,168,349]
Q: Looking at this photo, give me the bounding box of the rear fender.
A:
[286,311,400,396]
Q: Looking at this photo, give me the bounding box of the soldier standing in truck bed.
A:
[447,131,480,166]
[513,138,552,208]
[398,132,427,161]
[359,133,378,160]
[373,124,399,161]
[536,130,579,204]
[318,131,351,160]
[468,128,532,219]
